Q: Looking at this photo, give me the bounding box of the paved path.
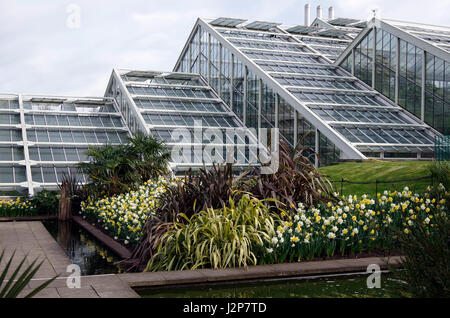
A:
[0,221,139,298]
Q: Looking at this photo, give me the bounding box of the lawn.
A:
[319,160,433,196]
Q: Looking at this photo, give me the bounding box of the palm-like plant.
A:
[126,132,171,183]
[0,249,58,298]
[78,134,171,197]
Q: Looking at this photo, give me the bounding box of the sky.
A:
[0,0,449,97]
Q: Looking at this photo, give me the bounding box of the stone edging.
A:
[118,255,403,289]
[72,216,132,259]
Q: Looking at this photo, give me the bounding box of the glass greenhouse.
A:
[0,94,130,195]
[174,15,442,166]
[1,7,448,195]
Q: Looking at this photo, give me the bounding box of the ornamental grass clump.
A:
[125,163,245,271]
[146,194,277,271]
[243,140,333,210]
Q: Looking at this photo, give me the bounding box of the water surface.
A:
[43,219,121,275]
[139,273,409,298]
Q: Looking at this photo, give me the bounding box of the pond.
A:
[138,272,409,298]
[43,219,122,275]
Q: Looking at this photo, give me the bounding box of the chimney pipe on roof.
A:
[316,5,322,19]
[328,6,334,20]
[304,4,310,26]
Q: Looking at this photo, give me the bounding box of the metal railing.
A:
[435,135,450,162]
[330,175,434,197]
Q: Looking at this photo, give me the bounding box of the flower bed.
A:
[264,185,448,264]
[0,198,37,217]
[80,177,169,246]
[81,178,448,271]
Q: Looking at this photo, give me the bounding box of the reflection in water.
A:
[43,220,122,275]
[139,274,409,298]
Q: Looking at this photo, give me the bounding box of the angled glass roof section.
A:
[106,69,260,173]
[244,21,282,31]
[386,19,450,53]
[174,17,439,161]
[285,25,321,35]
[328,18,361,27]
[210,17,246,27]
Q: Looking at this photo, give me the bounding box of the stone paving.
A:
[0,221,139,298]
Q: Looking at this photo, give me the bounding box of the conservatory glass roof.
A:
[0,94,131,195]
[174,17,439,159]
[386,19,450,53]
[105,69,259,174]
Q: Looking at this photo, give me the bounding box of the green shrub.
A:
[31,190,59,215]
[430,160,450,190]
[394,212,449,298]
[78,132,170,197]
[146,194,277,271]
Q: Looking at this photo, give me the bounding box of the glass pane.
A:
[85,131,97,143]
[14,167,26,183]
[96,131,108,143]
[52,148,66,161]
[12,147,24,161]
[77,148,89,161]
[55,167,69,183]
[60,131,74,142]
[36,131,49,142]
[0,167,14,183]
[65,148,79,161]
[46,115,58,126]
[48,131,62,142]
[0,130,11,142]
[57,116,70,126]
[107,132,120,143]
[40,148,53,161]
[0,147,12,161]
[31,167,43,183]
[42,167,57,183]
[72,131,86,143]
[29,147,40,161]
[68,116,81,126]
